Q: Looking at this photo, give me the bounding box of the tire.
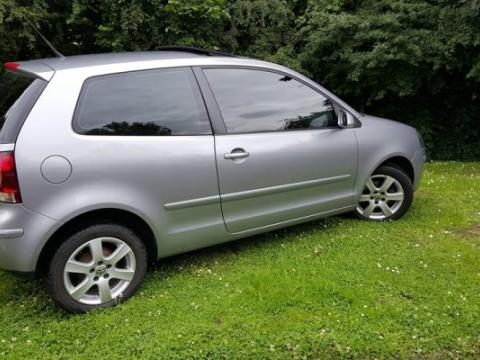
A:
[47,223,148,313]
[355,165,413,221]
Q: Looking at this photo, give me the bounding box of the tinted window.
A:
[74,68,211,136]
[0,72,47,143]
[204,68,338,133]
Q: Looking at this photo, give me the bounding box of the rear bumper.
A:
[412,147,427,190]
[0,204,57,272]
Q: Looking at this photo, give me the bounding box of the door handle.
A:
[224,149,250,160]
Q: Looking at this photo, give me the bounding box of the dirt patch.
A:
[450,223,480,239]
[415,190,434,199]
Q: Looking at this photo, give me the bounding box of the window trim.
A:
[195,65,361,135]
[72,66,213,137]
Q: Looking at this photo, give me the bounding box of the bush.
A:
[1,0,478,159]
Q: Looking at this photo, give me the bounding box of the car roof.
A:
[25,51,210,71]
[12,50,280,80]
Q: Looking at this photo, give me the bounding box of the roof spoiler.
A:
[155,45,238,58]
[3,61,54,81]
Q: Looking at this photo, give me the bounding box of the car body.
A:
[0,49,426,311]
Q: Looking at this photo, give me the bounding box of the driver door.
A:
[202,67,358,233]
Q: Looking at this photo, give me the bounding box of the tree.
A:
[0,0,478,159]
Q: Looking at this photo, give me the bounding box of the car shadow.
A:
[146,195,435,277]
[147,216,344,278]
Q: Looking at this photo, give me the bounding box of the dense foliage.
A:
[0,0,479,159]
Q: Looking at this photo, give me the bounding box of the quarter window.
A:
[74,68,211,136]
[203,68,338,133]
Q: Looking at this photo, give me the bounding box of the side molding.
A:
[163,174,351,210]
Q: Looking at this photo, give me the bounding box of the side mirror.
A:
[338,109,356,128]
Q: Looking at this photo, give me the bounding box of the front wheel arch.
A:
[378,156,414,184]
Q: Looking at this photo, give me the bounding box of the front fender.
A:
[353,115,423,197]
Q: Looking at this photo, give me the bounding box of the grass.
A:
[0,162,479,359]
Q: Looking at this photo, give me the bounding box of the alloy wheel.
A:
[63,237,136,305]
[356,174,405,220]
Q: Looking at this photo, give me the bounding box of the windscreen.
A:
[0,71,47,143]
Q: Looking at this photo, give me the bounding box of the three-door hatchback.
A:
[0,48,426,312]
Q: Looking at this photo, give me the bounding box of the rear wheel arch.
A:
[37,208,157,274]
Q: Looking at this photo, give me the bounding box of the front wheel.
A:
[47,224,148,313]
[355,165,413,221]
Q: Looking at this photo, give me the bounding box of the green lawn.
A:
[1,162,479,359]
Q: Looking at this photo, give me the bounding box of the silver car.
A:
[0,48,426,312]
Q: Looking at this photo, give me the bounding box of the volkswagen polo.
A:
[0,47,426,312]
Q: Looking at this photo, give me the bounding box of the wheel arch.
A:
[377,156,414,184]
[355,153,416,198]
[37,208,158,274]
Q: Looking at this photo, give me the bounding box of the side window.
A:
[203,68,338,133]
[74,67,211,136]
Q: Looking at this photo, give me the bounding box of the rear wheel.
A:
[47,224,147,313]
[355,165,413,221]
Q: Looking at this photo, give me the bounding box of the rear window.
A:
[0,72,47,143]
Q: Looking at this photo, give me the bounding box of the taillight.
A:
[4,62,20,71]
[0,151,22,203]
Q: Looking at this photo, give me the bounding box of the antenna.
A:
[24,17,65,59]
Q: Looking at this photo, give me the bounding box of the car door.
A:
[199,67,358,233]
